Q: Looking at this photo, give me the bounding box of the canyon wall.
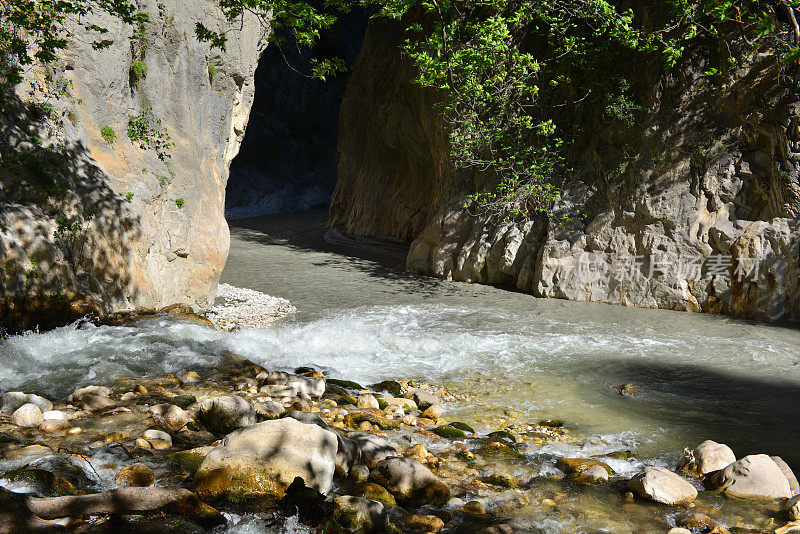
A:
[328,20,452,242]
[0,0,268,329]
[333,21,800,322]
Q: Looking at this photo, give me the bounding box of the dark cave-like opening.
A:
[224,12,367,220]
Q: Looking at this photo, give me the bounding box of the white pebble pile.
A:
[207,283,296,330]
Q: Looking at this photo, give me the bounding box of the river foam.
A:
[3,303,800,465]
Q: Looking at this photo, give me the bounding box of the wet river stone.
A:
[412,389,437,410]
[117,464,155,487]
[331,495,388,533]
[349,432,398,468]
[2,392,53,414]
[709,454,792,499]
[678,440,737,476]
[192,418,338,500]
[11,403,43,428]
[369,457,450,507]
[149,403,192,432]
[287,411,362,476]
[196,396,256,435]
[627,466,698,505]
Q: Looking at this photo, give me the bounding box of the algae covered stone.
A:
[192,418,338,500]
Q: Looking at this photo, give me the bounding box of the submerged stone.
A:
[432,425,467,440]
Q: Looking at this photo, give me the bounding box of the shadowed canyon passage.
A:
[224,13,366,220]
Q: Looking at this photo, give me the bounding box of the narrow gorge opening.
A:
[224,13,367,220]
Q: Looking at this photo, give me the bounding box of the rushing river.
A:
[2,208,800,532]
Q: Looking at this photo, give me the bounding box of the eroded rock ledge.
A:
[332,19,800,322]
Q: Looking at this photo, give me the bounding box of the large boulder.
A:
[192,418,338,500]
[196,396,256,435]
[771,456,800,495]
[709,454,792,499]
[349,432,398,468]
[1,392,53,414]
[627,466,697,505]
[678,440,736,476]
[286,411,361,475]
[370,457,450,507]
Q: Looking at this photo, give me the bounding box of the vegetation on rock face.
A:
[127,105,174,160]
[2,0,799,222]
[101,125,116,144]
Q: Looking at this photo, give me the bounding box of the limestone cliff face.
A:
[335,22,800,322]
[327,19,451,242]
[0,0,268,329]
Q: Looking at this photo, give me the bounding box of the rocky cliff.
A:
[333,21,800,322]
[328,20,452,242]
[0,1,268,329]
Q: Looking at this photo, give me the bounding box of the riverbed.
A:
[2,209,800,532]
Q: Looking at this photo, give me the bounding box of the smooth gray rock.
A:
[349,432,398,468]
[192,418,338,499]
[197,396,256,435]
[258,384,298,398]
[771,456,800,495]
[370,457,450,507]
[253,399,286,419]
[709,454,792,499]
[2,393,53,414]
[412,389,437,410]
[286,411,361,475]
[678,440,736,476]
[357,393,380,409]
[627,466,697,505]
[575,464,610,484]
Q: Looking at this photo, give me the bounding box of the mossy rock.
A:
[324,384,358,405]
[345,410,398,430]
[371,380,403,397]
[486,430,517,444]
[432,425,467,440]
[480,474,520,489]
[449,421,475,434]
[353,482,397,507]
[556,457,614,476]
[472,441,524,461]
[538,419,564,428]
[606,450,633,461]
[169,447,212,475]
[294,366,316,374]
[3,468,77,497]
[328,379,364,390]
[376,397,388,410]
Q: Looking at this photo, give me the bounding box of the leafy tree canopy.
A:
[2,0,799,221]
